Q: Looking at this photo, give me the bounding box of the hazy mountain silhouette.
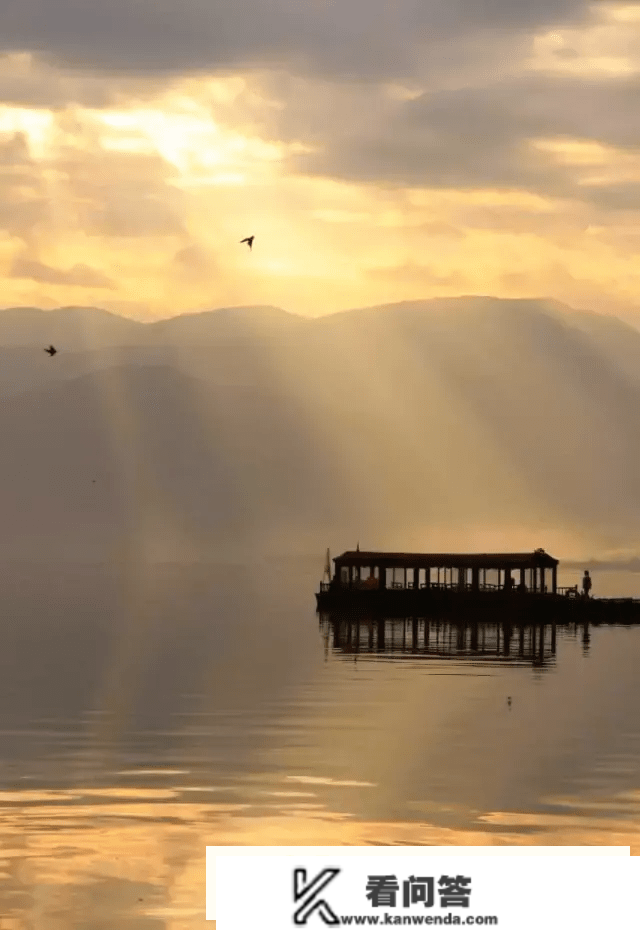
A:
[0,343,273,399]
[146,305,309,345]
[0,305,145,349]
[0,363,353,560]
[0,297,639,561]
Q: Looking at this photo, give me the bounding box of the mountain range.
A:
[0,296,639,565]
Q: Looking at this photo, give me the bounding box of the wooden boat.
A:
[316,547,640,622]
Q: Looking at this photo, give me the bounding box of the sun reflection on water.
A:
[0,782,637,928]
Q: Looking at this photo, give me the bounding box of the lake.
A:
[0,559,639,928]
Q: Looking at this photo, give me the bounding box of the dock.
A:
[315,547,640,622]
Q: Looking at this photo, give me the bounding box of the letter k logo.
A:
[293,867,341,925]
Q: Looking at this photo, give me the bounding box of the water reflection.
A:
[0,784,638,930]
[0,562,639,928]
[320,614,564,667]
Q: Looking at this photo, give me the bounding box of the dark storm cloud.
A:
[0,0,589,81]
[283,70,640,200]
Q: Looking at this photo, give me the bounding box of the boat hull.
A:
[315,586,640,622]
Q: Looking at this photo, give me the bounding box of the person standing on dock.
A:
[582,570,592,598]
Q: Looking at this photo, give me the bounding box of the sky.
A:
[1,1,640,319]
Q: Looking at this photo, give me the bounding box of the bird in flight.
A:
[240,236,254,251]
[44,345,57,356]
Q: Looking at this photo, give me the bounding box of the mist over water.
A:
[1,559,639,927]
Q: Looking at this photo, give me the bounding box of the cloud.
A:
[418,222,467,240]
[86,192,185,239]
[453,203,589,239]
[0,53,134,110]
[275,68,640,207]
[9,255,115,287]
[579,181,640,212]
[0,128,30,166]
[0,131,51,239]
[498,262,634,313]
[52,143,187,239]
[0,111,187,253]
[0,4,639,317]
[553,46,581,59]
[173,244,218,276]
[365,262,467,288]
[0,0,590,82]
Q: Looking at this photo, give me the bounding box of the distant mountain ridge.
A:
[1,296,637,349]
[0,305,144,348]
[0,303,308,349]
[1,295,640,562]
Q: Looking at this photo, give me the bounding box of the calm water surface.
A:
[0,559,639,928]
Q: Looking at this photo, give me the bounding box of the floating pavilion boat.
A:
[316,547,640,622]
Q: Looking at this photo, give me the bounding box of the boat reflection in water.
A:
[319,612,594,668]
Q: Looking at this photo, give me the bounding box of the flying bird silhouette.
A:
[240,236,254,251]
[44,345,57,356]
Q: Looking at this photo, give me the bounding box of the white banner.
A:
[207,847,633,927]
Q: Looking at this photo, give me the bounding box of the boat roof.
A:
[334,549,559,568]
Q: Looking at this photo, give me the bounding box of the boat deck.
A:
[315,584,640,622]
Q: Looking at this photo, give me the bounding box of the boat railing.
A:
[322,580,555,593]
[558,585,580,597]
[320,580,568,595]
